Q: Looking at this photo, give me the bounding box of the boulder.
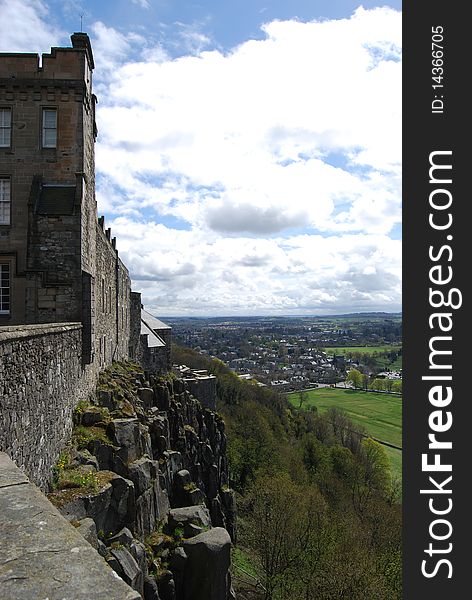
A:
[81,408,106,426]
[207,464,219,500]
[169,547,187,598]
[154,384,171,411]
[187,487,206,506]
[167,505,211,532]
[57,480,113,531]
[108,527,134,548]
[221,488,237,543]
[138,388,155,410]
[157,570,176,600]
[97,389,115,410]
[108,419,152,463]
[106,475,136,535]
[127,457,158,496]
[75,517,99,550]
[162,451,183,487]
[209,497,226,528]
[174,469,191,488]
[182,528,232,600]
[135,485,158,539]
[73,449,99,471]
[172,469,192,507]
[183,523,203,538]
[144,574,161,600]
[97,538,108,557]
[110,546,143,595]
[130,539,148,579]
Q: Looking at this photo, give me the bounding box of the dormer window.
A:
[42,108,57,148]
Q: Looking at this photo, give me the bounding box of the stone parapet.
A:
[0,452,140,600]
[0,322,96,489]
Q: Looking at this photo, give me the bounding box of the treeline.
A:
[172,344,402,599]
[347,368,402,393]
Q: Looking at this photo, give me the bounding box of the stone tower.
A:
[0,33,97,333]
[0,34,170,374]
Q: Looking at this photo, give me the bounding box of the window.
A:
[42,108,57,148]
[0,108,11,147]
[0,178,10,225]
[0,263,10,314]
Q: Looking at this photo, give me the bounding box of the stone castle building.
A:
[0,33,170,375]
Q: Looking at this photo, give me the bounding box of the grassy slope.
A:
[288,387,402,479]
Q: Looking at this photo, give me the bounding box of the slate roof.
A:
[141,309,171,331]
[141,319,165,348]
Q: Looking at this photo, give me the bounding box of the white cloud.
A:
[131,0,150,9]
[90,7,401,314]
[0,0,66,54]
[107,217,401,315]
[94,7,401,240]
[0,2,402,315]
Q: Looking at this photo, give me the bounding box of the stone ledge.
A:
[0,322,82,342]
[0,453,140,600]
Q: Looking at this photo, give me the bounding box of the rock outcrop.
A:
[47,362,236,600]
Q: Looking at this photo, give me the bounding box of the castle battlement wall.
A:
[0,322,96,489]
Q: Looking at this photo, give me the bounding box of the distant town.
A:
[167,313,402,392]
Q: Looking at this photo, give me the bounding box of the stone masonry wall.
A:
[0,323,96,489]
[129,291,142,361]
[25,211,82,323]
[0,46,90,325]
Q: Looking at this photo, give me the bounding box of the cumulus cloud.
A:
[206,202,308,234]
[0,0,66,54]
[107,217,401,315]
[90,7,402,314]
[93,7,401,241]
[0,1,402,314]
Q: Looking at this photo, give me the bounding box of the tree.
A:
[245,473,328,600]
[298,389,308,409]
[370,378,385,391]
[392,380,402,394]
[346,368,362,389]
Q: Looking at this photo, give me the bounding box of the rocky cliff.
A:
[47,362,236,600]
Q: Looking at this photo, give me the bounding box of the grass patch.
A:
[385,446,402,485]
[72,425,114,450]
[48,470,115,508]
[232,546,261,580]
[55,467,99,491]
[324,345,402,355]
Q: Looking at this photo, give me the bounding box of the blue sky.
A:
[54,1,402,56]
[0,0,402,316]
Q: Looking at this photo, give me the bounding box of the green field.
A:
[287,387,402,479]
[324,345,402,356]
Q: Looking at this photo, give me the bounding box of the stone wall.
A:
[0,323,96,489]
[139,338,169,375]
[25,208,82,324]
[95,224,119,366]
[184,376,217,410]
[129,292,142,361]
[116,256,131,361]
